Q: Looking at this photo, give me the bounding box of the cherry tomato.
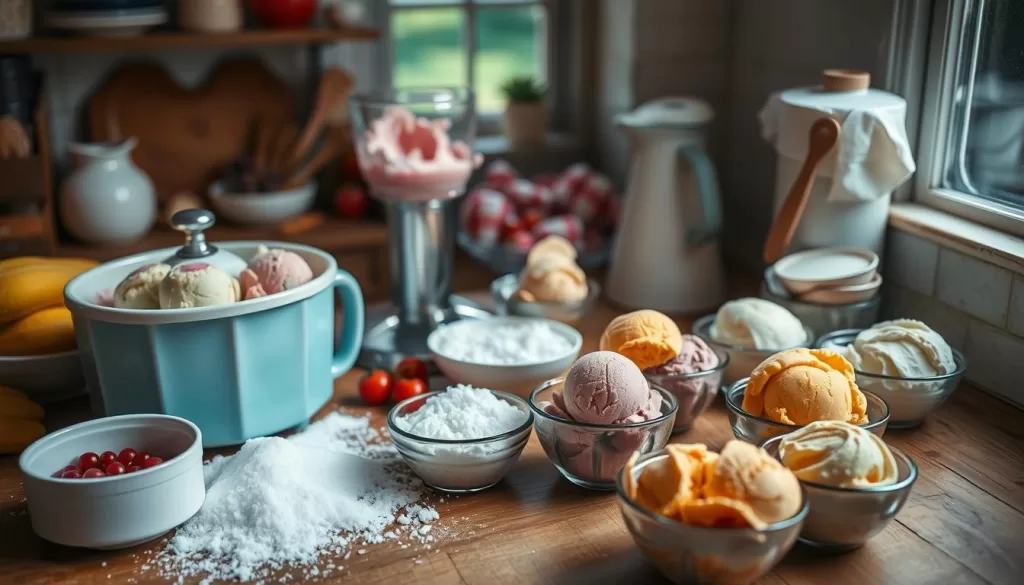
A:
[118,448,137,467]
[333,185,369,219]
[395,357,429,382]
[105,462,126,476]
[142,457,164,469]
[99,451,118,467]
[78,452,100,470]
[82,468,105,479]
[127,465,142,473]
[248,0,317,28]
[132,452,151,467]
[358,370,394,405]
[60,470,82,479]
[392,378,427,403]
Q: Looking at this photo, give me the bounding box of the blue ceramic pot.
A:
[64,242,365,447]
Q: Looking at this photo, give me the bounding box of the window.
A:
[909,0,1024,236]
[375,0,551,132]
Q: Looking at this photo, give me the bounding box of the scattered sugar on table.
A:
[431,320,573,364]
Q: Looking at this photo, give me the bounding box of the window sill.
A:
[889,203,1024,276]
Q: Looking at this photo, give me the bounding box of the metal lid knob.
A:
[170,208,218,259]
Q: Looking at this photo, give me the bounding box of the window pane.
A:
[948,0,1024,209]
[391,1,463,6]
[392,8,467,90]
[473,5,546,114]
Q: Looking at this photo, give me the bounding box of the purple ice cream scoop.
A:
[644,334,720,376]
[643,334,723,433]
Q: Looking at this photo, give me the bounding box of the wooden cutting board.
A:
[89,58,294,202]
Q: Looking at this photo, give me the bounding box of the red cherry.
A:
[333,184,369,218]
[99,451,118,467]
[78,452,100,470]
[127,465,142,473]
[60,465,80,475]
[132,452,151,467]
[117,448,137,467]
[141,457,164,469]
[60,470,82,479]
[82,468,105,479]
[105,462,126,476]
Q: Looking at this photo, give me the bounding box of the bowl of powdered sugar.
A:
[388,384,533,492]
[427,316,582,397]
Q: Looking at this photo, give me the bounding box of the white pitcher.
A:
[59,138,157,244]
[605,98,726,314]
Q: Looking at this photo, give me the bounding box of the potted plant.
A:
[501,76,547,149]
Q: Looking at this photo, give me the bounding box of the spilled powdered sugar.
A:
[149,412,446,583]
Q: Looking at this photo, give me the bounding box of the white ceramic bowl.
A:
[427,316,582,397]
[209,180,316,225]
[773,248,879,296]
[0,350,85,403]
[19,414,205,549]
[799,273,883,305]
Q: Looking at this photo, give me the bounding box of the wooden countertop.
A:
[1,296,1022,585]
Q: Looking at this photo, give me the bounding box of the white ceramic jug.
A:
[59,138,157,244]
[605,98,726,314]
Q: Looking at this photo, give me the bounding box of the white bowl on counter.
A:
[19,414,205,550]
[209,180,316,225]
[426,316,582,397]
[0,350,85,403]
[773,247,878,296]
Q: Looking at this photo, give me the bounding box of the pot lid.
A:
[616,97,714,129]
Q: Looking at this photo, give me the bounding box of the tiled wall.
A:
[883,228,1024,407]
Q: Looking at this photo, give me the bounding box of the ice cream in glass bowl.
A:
[760,421,918,551]
[617,441,808,585]
[694,297,813,383]
[528,351,677,490]
[725,348,890,444]
[817,320,967,428]
[599,310,728,433]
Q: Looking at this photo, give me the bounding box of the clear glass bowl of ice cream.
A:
[350,88,481,202]
[642,342,729,434]
[693,298,814,384]
[816,324,967,429]
[528,355,678,491]
[387,387,534,493]
[491,273,602,325]
[761,422,918,551]
[617,445,809,585]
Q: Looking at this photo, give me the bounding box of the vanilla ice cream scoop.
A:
[159,262,241,309]
[710,298,806,349]
[114,263,170,309]
[778,420,898,488]
[841,319,955,377]
[516,237,588,303]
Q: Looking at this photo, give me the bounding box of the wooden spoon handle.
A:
[281,127,346,190]
[763,117,841,265]
[252,118,274,172]
[270,124,298,173]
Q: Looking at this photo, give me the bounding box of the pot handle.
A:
[331,269,365,378]
[678,144,722,246]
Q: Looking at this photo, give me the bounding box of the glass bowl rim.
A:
[490,273,603,311]
[528,377,679,430]
[724,378,891,432]
[387,389,534,446]
[615,449,811,534]
[816,329,968,382]
[760,434,919,494]
[351,87,474,108]
[692,314,814,354]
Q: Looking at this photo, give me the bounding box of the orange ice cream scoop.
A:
[599,309,683,371]
[624,444,717,518]
[743,348,868,426]
[696,440,802,529]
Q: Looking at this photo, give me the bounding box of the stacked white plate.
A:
[45,6,167,36]
[772,247,881,305]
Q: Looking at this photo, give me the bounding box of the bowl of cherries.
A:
[19,414,205,549]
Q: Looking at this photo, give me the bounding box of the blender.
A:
[350,88,490,369]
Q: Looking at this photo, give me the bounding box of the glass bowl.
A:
[643,347,729,434]
[724,378,890,444]
[692,314,814,384]
[490,273,601,325]
[761,434,918,552]
[816,329,968,428]
[387,389,533,493]
[528,377,677,491]
[617,449,809,585]
[760,267,881,335]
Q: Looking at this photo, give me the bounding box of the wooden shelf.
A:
[55,217,388,262]
[0,26,379,54]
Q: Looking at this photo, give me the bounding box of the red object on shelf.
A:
[333,184,369,218]
[248,0,318,29]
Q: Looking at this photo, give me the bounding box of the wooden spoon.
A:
[269,123,298,173]
[762,117,841,265]
[281,124,349,190]
[251,117,275,173]
[288,68,354,171]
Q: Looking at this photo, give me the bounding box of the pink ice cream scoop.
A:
[239,247,314,301]
[555,351,661,424]
[644,334,720,376]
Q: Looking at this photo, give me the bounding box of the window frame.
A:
[371,0,560,137]
[901,0,1024,237]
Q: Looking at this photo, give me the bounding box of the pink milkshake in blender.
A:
[350,88,487,368]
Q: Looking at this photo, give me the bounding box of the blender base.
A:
[356,296,492,371]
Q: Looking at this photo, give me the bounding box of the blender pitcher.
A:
[605,98,725,314]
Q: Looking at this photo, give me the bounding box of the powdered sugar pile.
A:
[394,384,528,442]
[432,320,574,364]
[151,412,442,583]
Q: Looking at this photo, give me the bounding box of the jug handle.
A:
[331,269,365,378]
[678,144,722,246]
